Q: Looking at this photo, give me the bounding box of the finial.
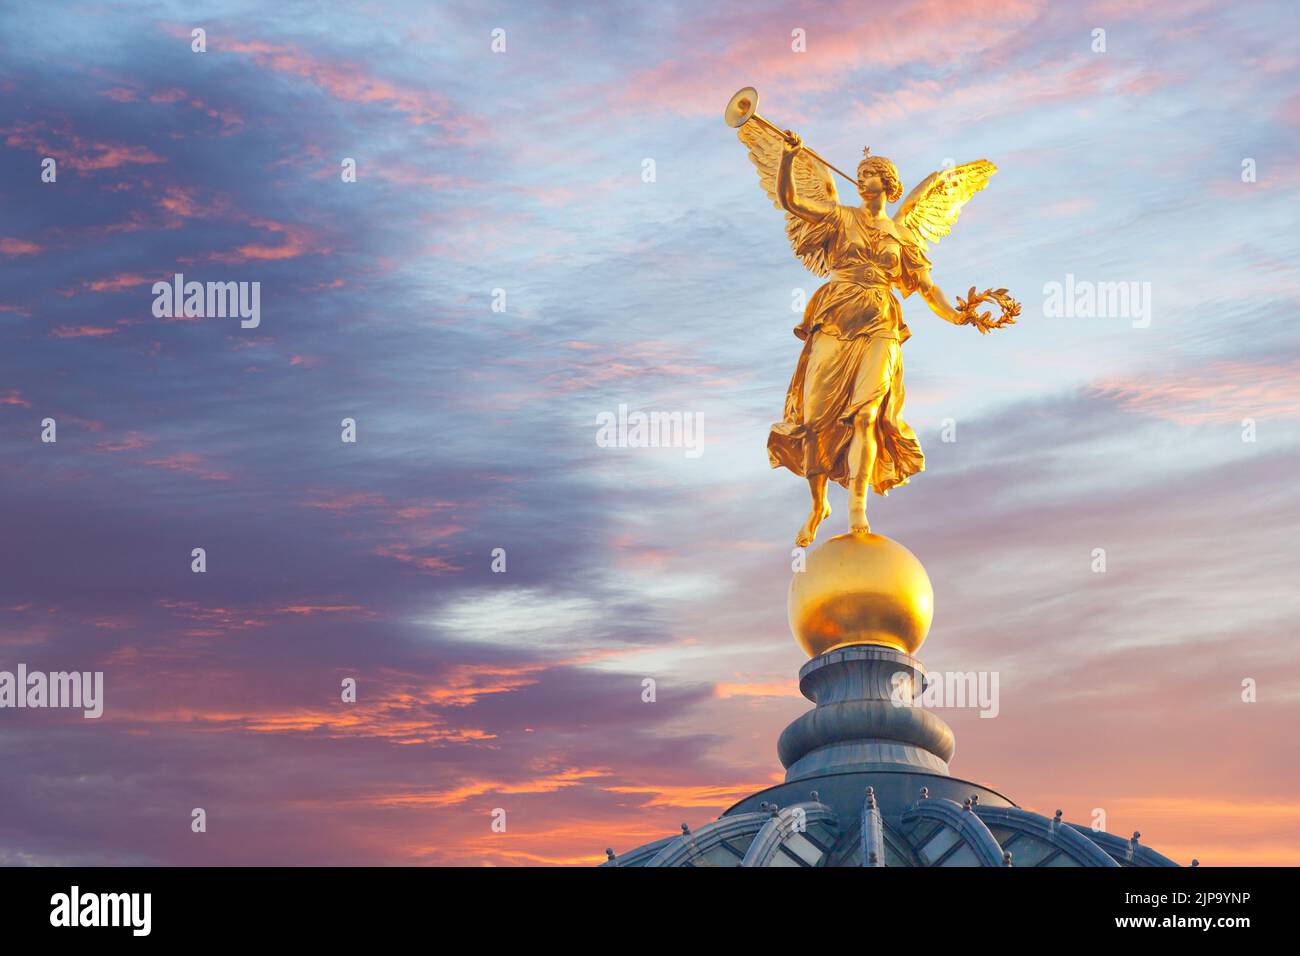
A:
[868,851,879,864]
[605,848,615,861]
[1131,831,1141,843]
[1003,850,1013,867]
[862,146,872,157]
[809,790,820,803]
[681,823,690,835]
[865,786,876,809]
[962,798,972,811]
[759,801,770,812]
[970,794,979,806]
[1054,809,1063,822]
[768,804,780,817]
[1191,859,1200,867]
[920,786,929,799]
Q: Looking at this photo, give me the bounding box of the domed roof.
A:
[602,788,1183,868]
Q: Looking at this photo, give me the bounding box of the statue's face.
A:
[858,174,884,202]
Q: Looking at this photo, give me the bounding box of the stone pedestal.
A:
[778,645,955,781]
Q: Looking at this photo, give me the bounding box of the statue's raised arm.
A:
[735,115,841,277]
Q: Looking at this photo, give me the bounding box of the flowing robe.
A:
[767,205,930,494]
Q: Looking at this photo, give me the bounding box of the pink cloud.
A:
[52,325,119,339]
[1093,358,1300,425]
[217,37,481,138]
[142,452,233,481]
[372,545,460,575]
[301,490,388,512]
[158,185,205,220]
[77,144,164,172]
[275,604,369,616]
[854,56,1113,126]
[211,218,320,263]
[300,490,465,573]
[82,273,152,293]
[1278,92,1300,127]
[615,0,1044,119]
[0,238,40,256]
[2,120,164,174]
[96,432,152,452]
[1041,198,1097,218]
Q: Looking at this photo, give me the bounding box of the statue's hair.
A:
[857,148,902,203]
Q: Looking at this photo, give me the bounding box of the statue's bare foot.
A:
[849,504,870,535]
[795,501,832,548]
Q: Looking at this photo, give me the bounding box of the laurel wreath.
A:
[955,286,1020,333]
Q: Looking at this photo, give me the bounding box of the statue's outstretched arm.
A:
[914,270,963,325]
[777,133,835,224]
[914,269,1019,334]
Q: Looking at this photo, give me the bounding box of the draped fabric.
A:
[767,206,929,494]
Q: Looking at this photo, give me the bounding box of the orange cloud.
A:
[369,768,610,809]
[426,663,547,707]
[715,681,799,699]
[275,604,368,616]
[124,702,494,747]
[150,598,373,638]
[604,781,775,809]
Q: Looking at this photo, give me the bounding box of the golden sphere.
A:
[789,533,933,658]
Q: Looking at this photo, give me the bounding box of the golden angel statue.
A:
[727,87,1019,547]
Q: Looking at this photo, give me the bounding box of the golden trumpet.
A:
[724,86,858,186]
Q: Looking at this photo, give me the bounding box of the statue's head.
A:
[857,149,902,204]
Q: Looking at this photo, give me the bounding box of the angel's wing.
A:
[893,160,997,250]
[737,121,839,276]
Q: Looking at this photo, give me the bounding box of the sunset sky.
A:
[2,0,1298,866]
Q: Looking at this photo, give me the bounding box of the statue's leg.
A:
[847,403,880,534]
[796,474,831,548]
